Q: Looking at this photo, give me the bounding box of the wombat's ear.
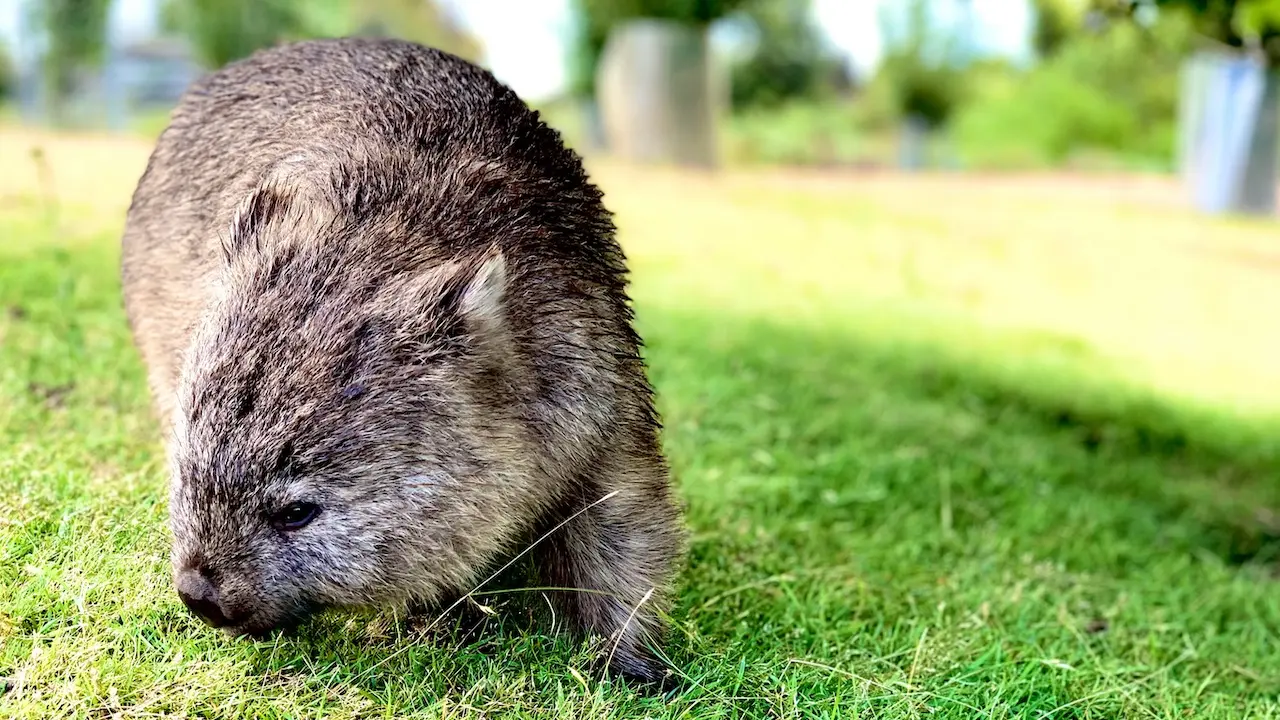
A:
[459,249,506,326]
[439,247,507,339]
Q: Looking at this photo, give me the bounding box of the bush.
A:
[726,0,851,111]
[953,69,1140,168]
[951,10,1194,170]
[723,100,879,167]
[870,0,971,130]
[846,73,901,134]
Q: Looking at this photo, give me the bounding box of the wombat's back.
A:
[121,37,624,425]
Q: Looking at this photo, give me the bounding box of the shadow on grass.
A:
[646,306,1280,555]
[228,305,1280,713]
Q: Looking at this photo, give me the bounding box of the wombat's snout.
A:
[176,568,233,628]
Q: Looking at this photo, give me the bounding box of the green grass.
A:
[2,130,1280,718]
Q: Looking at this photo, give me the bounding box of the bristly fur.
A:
[119,36,686,686]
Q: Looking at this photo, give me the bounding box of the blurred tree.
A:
[1154,0,1280,63]
[567,0,749,100]
[875,0,969,129]
[0,40,13,101]
[1087,0,1140,19]
[727,0,852,110]
[161,0,307,68]
[343,0,483,62]
[26,0,112,121]
[162,0,483,69]
[1031,0,1087,58]
[566,1,610,100]
[583,0,747,23]
[952,5,1195,167]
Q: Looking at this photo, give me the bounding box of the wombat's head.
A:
[165,181,533,636]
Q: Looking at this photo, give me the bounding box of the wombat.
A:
[120,37,685,684]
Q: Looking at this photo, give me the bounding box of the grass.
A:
[2,126,1280,718]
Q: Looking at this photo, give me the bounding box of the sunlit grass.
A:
[1,127,1278,718]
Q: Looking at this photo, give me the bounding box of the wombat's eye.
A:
[271,502,320,531]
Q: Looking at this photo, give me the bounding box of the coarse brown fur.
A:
[120,36,685,686]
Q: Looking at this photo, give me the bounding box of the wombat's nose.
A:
[176,568,229,627]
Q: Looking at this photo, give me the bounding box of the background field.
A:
[2,127,1280,718]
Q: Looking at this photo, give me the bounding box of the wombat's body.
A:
[120,37,684,683]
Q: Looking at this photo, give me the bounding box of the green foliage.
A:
[725,100,867,165]
[846,71,902,134]
[566,0,611,100]
[953,70,1139,169]
[576,0,748,25]
[0,41,14,101]
[1031,0,1087,57]
[25,0,112,117]
[872,0,970,129]
[1156,0,1280,63]
[727,0,852,110]
[162,0,308,69]
[952,9,1193,169]
[341,0,483,62]
[1234,0,1280,42]
[162,0,483,69]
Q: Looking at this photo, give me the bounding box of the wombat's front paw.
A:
[604,647,678,692]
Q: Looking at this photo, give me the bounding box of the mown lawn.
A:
[2,127,1279,718]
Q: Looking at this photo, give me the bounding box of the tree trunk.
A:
[595,19,722,169]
